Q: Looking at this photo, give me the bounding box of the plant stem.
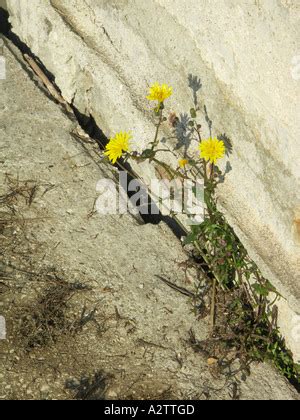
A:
[151,107,163,151]
[210,278,216,334]
[193,240,226,291]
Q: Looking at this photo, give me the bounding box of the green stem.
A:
[151,106,163,151]
[193,240,226,291]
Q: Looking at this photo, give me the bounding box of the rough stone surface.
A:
[5,0,300,359]
[0,38,299,400]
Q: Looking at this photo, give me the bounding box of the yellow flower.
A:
[179,159,188,168]
[104,131,131,164]
[199,138,225,164]
[147,82,173,103]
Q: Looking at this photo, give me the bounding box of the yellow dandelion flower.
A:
[104,131,131,164]
[147,82,173,103]
[199,138,225,164]
[179,159,188,168]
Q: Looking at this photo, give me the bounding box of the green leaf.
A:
[183,233,198,245]
[141,149,156,159]
[252,283,269,297]
[190,108,197,119]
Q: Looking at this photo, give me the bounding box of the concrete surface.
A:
[0,38,298,400]
[5,0,300,359]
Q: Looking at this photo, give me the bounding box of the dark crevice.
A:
[0,9,186,239]
[1,4,80,122]
[73,108,186,237]
[0,6,10,36]
[1,12,74,120]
